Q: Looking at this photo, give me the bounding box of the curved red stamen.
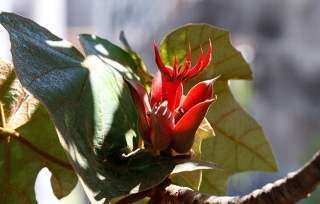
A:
[154,38,172,79]
[154,38,212,82]
[186,45,204,79]
[199,39,212,72]
[179,44,192,79]
[173,53,179,80]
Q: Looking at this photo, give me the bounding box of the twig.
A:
[0,127,74,172]
[162,150,320,204]
[0,102,7,128]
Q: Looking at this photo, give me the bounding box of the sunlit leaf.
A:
[119,31,153,92]
[0,60,77,203]
[161,24,278,195]
[160,24,252,82]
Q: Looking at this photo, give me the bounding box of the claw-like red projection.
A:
[154,38,212,81]
[124,38,217,153]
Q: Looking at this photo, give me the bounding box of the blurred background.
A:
[1,0,320,203]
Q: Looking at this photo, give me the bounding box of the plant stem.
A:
[162,150,320,204]
[0,127,74,172]
[0,102,7,128]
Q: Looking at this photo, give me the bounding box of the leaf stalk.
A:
[0,127,74,172]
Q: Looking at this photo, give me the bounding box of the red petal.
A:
[151,71,183,113]
[154,38,172,79]
[186,46,203,78]
[162,79,183,113]
[171,99,215,153]
[174,82,183,109]
[180,45,191,79]
[173,53,179,80]
[150,71,163,108]
[199,39,212,72]
[150,104,174,151]
[181,76,218,113]
[124,77,152,144]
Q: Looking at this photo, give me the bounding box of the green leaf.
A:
[119,31,153,91]
[80,33,139,82]
[201,81,278,195]
[161,24,278,195]
[103,149,225,198]
[0,60,77,203]
[0,13,225,203]
[79,34,139,154]
[171,117,215,190]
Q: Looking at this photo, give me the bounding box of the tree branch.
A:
[0,127,74,172]
[161,150,320,204]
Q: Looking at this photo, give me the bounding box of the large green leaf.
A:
[119,31,153,92]
[161,24,278,195]
[0,60,77,203]
[0,13,225,203]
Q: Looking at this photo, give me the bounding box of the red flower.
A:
[124,39,217,153]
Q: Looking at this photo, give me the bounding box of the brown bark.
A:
[162,150,320,204]
[116,149,320,203]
